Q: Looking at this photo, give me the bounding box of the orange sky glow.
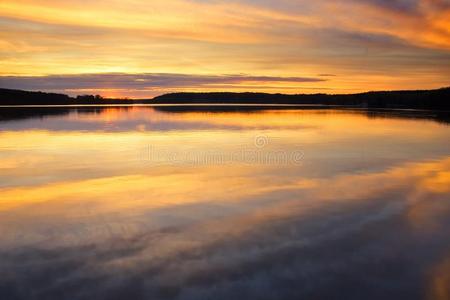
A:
[0,0,449,98]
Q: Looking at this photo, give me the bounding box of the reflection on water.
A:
[0,106,449,300]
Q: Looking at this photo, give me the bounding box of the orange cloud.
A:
[0,0,449,94]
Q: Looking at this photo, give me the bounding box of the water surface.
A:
[0,106,449,300]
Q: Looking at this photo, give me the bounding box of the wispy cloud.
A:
[0,0,449,95]
[0,73,327,97]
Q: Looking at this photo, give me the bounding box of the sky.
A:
[0,0,449,98]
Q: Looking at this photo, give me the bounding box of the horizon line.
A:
[1,86,449,101]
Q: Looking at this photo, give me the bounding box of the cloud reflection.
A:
[0,108,449,299]
[0,157,450,299]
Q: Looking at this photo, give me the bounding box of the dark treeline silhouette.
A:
[1,87,449,110]
[153,87,450,110]
[0,89,72,105]
[0,89,133,105]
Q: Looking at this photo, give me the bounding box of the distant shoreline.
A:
[0,104,447,112]
[0,87,449,110]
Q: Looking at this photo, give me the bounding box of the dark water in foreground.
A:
[0,106,449,300]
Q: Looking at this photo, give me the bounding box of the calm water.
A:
[0,106,449,300]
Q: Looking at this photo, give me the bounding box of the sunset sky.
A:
[0,0,449,98]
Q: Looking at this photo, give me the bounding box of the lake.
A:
[0,106,449,300]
